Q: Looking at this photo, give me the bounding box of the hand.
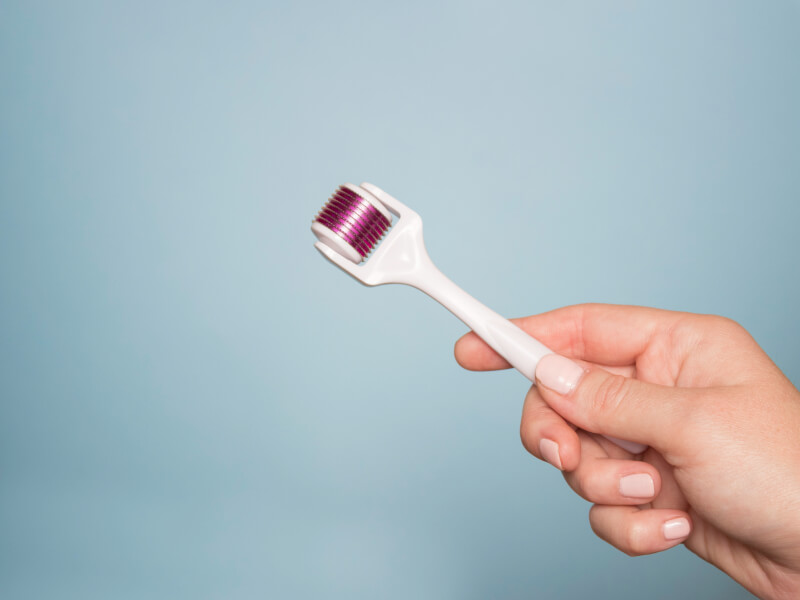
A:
[454,304,800,600]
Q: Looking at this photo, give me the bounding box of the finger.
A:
[563,432,661,505]
[513,304,685,367]
[535,356,693,453]
[454,329,513,371]
[520,386,581,471]
[645,449,689,511]
[589,505,692,556]
[455,328,636,377]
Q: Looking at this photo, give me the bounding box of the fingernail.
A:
[619,473,655,498]
[536,354,585,395]
[539,438,563,470]
[663,517,691,540]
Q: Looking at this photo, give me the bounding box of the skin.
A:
[454,304,800,600]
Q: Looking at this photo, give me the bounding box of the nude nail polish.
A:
[535,354,585,395]
[663,517,691,540]
[619,473,655,498]
[539,438,563,470]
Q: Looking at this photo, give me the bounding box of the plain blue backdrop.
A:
[1,1,798,598]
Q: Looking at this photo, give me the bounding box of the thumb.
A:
[534,354,690,453]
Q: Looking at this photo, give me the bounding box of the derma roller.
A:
[312,183,647,455]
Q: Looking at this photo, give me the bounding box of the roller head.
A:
[311,184,392,263]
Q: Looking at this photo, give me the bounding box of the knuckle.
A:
[624,521,650,556]
[519,402,556,457]
[567,471,589,501]
[519,420,537,456]
[578,467,603,501]
[588,505,603,536]
[562,470,581,496]
[701,314,747,338]
[712,314,743,331]
[590,373,632,420]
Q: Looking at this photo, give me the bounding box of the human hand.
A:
[454,304,800,600]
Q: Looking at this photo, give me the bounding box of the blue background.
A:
[1,1,798,598]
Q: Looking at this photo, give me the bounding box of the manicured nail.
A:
[539,438,563,470]
[619,473,655,498]
[663,517,691,540]
[536,354,585,395]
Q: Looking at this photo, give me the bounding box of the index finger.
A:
[454,303,685,371]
